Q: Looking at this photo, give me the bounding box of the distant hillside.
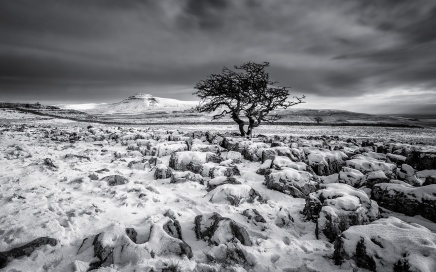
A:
[2,98,430,127]
[58,93,197,114]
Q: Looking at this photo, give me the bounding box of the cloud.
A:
[0,0,435,114]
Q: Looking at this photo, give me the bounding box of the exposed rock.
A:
[346,155,397,179]
[220,151,243,163]
[240,141,270,162]
[271,156,306,171]
[0,237,57,269]
[275,207,294,228]
[304,148,347,176]
[95,168,110,174]
[423,176,436,186]
[405,149,436,170]
[386,153,406,166]
[191,143,222,153]
[154,164,173,180]
[209,165,240,178]
[261,148,277,162]
[207,184,263,206]
[397,164,423,186]
[338,167,365,187]
[43,158,58,169]
[128,159,149,170]
[207,176,241,191]
[78,220,193,270]
[64,154,91,161]
[88,173,99,180]
[303,183,379,242]
[170,171,203,184]
[365,170,390,188]
[194,212,252,246]
[100,175,129,186]
[169,151,221,171]
[151,141,188,157]
[256,159,272,175]
[371,183,436,222]
[242,209,266,223]
[333,217,436,272]
[205,243,255,267]
[264,168,318,198]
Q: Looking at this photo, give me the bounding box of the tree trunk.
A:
[232,113,246,137]
[246,117,256,138]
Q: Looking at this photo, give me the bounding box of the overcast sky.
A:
[1,0,436,114]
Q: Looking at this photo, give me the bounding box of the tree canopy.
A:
[194,61,305,136]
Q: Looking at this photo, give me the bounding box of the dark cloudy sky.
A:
[1,0,436,114]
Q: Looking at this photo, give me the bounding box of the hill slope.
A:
[58,93,197,114]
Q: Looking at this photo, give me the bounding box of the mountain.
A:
[58,93,198,114]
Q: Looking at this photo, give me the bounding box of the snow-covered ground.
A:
[0,118,435,271]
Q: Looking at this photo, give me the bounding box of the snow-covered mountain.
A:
[58,93,198,114]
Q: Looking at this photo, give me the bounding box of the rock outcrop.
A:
[333,217,436,272]
[371,183,436,222]
[303,183,379,242]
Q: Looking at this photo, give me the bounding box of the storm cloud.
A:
[0,0,435,113]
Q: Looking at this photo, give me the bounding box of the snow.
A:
[339,217,436,272]
[346,155,396,174]
[1,122,435,272]
[58,94,197,114]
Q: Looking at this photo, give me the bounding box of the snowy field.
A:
[1,114,436,271]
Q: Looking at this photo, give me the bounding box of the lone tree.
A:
[314,116,323,124]
[194,61,305,137]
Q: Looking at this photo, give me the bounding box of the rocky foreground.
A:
[0,124,436,271]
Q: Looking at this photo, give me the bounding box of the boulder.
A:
[371,183,436,222]
[338,167,365,187]
[78,219,193,270]
[207,176,241,191]
[154,164,172,180]
[304,148,347,176]
[397,164,423,186]
[151,142,188,157]
[220,151,243,163]
[169,151,221,171]
[405,149,436,170]
[262,147,305,163]
[0,237,57,269]
[43,158,58,169]
[417,170,436,186]
[346,155,396,179]
[100,175,129,186]
[207,184,263,206]
[256,159,272,175]
[205,243,256,267]
[365,170,390,188]
[191,143,222,153]
[303,183,379,242]
[275,207,294,228]
[386,153,406,166]
[271,156,306,171]
[127,159,149,170]
[170,171,204,184]
[264,168,318,198]
[333,217,436,272]
[242,209,266,223]
[210,165,240,178]
[240,141,270,162]
[194,212,252,246]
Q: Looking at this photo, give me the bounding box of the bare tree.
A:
[314,116,323,124]
[194,62,305,137]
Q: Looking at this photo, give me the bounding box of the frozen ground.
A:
[0,112,436,271]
